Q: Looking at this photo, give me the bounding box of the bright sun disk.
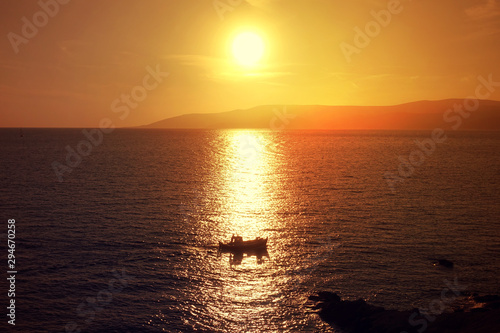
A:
[232,32,265,67]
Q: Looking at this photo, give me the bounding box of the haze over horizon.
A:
[1,0,500,127]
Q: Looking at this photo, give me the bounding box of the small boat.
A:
[219,235,267,252]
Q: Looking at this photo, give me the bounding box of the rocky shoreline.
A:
[309,291,500,333]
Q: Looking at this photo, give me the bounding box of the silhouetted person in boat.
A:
[230,235,243,245]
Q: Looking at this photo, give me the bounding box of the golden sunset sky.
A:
[1,0,500,127]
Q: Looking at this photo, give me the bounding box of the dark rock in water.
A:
[309,292,416,332]
[474,295,500,303]
[310,292,500,333]
[438,259,454,268]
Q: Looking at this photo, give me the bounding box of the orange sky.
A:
[1,0,500,127]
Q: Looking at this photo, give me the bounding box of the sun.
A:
[231,32,265,67]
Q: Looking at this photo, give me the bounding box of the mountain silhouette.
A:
[141,99,500,130]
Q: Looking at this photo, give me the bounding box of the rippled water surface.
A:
[1,129,499,332]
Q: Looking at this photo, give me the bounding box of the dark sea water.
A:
[1,128,499,332]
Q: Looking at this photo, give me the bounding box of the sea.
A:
[1,128,499,332]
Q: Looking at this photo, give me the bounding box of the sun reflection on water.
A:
[157,130,335,332]
[218,130,275,240]
[211,130,287,329]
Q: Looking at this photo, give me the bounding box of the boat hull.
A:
[218,238,267,253]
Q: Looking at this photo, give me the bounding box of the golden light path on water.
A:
[209,130,288,331]
[159,130,334,332]
[219,130,273,238]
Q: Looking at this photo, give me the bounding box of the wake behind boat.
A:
[219,235,267,252]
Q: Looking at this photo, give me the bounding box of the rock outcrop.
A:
[310,292,500,333]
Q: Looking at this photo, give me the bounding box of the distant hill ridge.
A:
[141,99,500,130]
